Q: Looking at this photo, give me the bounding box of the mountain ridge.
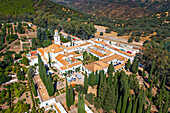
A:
[50,0,170,19]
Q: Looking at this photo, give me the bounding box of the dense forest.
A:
[83,58,169,113]
[52,0,169,19]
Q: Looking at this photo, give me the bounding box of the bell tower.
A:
[54,30,60,45]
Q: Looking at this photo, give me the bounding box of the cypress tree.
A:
[114,84,119,110]
[31,81,37,97]
[155,70,160,87]
[84,71,88,93]
[78,92,85,113]
[132,95,138,113]
[126,59,131,71]
[126,96,133,113]
[66,78,70,108]
[70,84,74,106]
[160,71,165,88]
[116,96,122,113]
[142,68,145,77]
[149,80,153,94]
[145,103,151,113]
[163,99,169,113]
[161,75,166,90]
[48,53,51,68]
[102,85,115,112]
[137,96,143,113]
[153,69,157,84]
[89,71,96,87]
[97,78,107,104]
[158,104,163,113]
[135,60,139,74]
[148,61,155,83]
[107,62,114,88]
[47,75,54,96]
[121,85,129,113]
[132,56,137,73]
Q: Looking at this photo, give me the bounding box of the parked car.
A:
[75,74,81,79]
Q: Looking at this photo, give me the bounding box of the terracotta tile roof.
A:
[55,54,64,61]
[66,42,91,50]
[90,49,105,57]
[31,56,38,59]
[114,64,125,70]
[66,45,80,50]
[60,61,82,70]
[43,57,48,62]
[85,54,127,72]
[85,61,109,72]
[74,53,82,57]
[34,75,50,101]
[37,48,44,56]
[59,59,69,66]
[106,45,135,57]
[68,51,76,55]
[98,41,107,46]
[44,44,64,53]
[30,51,37,55]
[100,54,127,62]
[93,45,113,56]
[80,42,91,46]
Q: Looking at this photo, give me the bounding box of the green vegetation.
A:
[85,93,94,104]
[0,0,34,15]
[82,51,99,65]
[66,79,75,108]
[78,92,85,113]
[38,54,54,96]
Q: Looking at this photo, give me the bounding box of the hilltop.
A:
[51,0,170,19]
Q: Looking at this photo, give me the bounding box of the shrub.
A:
[128,37,133,43]
[94,102,101,109]
[105,29,110,33]
[85,93,94,104]
[100,32,103,36]
[134,37,140,42]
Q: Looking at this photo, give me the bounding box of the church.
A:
[37,30,83,75]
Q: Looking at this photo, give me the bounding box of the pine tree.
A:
[126,59,131,71]
[148,61,155,83]
[70,84,74,106]
[31,81,37,97]
[66,78,70,108]
[84,71,88,93]
[126,96,132,113]
[116,96,122,113]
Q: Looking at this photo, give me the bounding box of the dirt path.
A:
[0,39,19,53]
